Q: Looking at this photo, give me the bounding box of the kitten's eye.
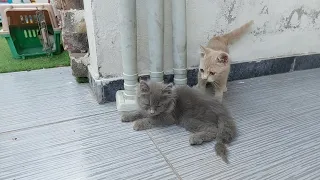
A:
[200,69,204,73]
[210,72,215,75]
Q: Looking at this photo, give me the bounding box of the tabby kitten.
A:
[121,80,237,163]
[37,30,56,51]
[196,20,254,102]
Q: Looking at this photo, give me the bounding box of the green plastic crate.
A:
[0,4,62,59]
[2,25,62,59]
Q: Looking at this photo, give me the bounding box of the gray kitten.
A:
[121,80,237,163]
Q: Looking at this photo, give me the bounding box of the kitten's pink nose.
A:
[150,109,155,114]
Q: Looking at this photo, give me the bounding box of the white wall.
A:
[86,0,320,78]
[84,0,99,79]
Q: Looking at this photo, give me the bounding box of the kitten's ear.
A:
[200,45,210,57]
[139,80,150,93]
[217,52,229,65]
[162,83,173,95]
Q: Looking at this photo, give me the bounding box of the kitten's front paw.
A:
[121,114,134,122]
[133,120,151,131]
[189,135,204,145]
[223,87,227,92]
[214,94,223,103]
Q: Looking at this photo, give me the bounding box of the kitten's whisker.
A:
[213,81,221,88]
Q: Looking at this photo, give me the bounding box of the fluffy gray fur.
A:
[121,80,237,163]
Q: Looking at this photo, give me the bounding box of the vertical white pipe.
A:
[119,0,137,98]
[172,0,187,85]
[148,0,164,82]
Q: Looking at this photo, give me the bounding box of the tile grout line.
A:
[146,131,183,180]
[0,111,113,135]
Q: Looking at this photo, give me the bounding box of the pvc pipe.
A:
[119,0,137,97]
[147,0,164,82]
[172,0,187,85]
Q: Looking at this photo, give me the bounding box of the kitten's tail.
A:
[221,20,254,45]
[215,141,229,163]
[215,115,237,163]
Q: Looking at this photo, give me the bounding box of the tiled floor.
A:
[1,67,320,180]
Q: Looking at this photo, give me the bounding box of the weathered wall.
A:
[86,0,320,78]
[84,0,99,79]
[90,0,123,78]
[187,0,320,65]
